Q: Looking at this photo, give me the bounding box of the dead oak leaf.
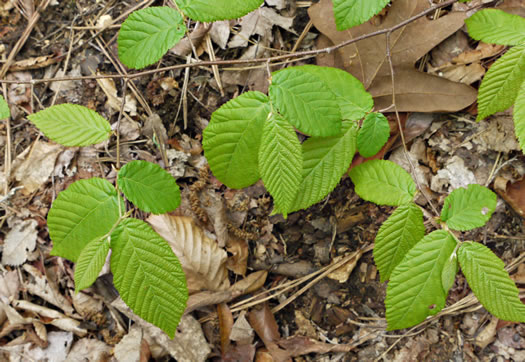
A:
[309,0,477,112]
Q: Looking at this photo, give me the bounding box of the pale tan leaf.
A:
[147,215,230,293]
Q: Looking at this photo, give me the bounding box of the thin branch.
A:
[0,0,459,85]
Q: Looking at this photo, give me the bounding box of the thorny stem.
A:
[0,0,459,85]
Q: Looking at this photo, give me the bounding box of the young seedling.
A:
[27,103,188,338]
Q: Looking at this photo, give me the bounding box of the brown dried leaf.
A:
[12,141,62,194]
[147,214,230,293]
[226,237,249,276]
[495,176,525,219]
[309,0,477,112]
[229,270,268,296]
[218,302,233,355]
[248,303,290,361]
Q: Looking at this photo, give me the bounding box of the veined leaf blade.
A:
[74,238,110,293]
[374,203,425,282]
[48,178,123,262]
[440,184,497,231]
[386,230,456,330]
[259,113,302,217]
[110,218,188,338]
[349,160,416,206]
[459,242,525,323]
[357,112,390,158]
[176,0,263,22]
[0,94,9,119]
[28,104,111,147]
[118,7,185,69]
[269,68,341,137]
[118,160,180,214]
[203,91,270,189]
[333,0,390,30]
[476,44,525,121]
[513,79,525,153]
[466,9,525,46]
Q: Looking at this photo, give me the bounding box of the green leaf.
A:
[74,237,110,293]
[349,160,416,206]
[458,242,525,323]
[269,68,342,137]
[176,0,263,22]
[466,9,525,46]
[476,44,525,121]
[357,112,390,158]
[374,203,425,282]
[279,120,357,214]
[48,178,123,262]
[0,94,9,119]
[28,104,111,147]
[440,184,497,231]
[203,91,270,189]
[259,113,303,217]
[513,79,525,152]
[441,253,458,294]
[118,7,185,69]
[111,218,188,338]
[294,65,373,120]
[332,0,390,31]
[118,160,180,214]
[386,230,457,330]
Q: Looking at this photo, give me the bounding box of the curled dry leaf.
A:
[495,176,525,218]
[229,270,268,296]
[147,214,230,293]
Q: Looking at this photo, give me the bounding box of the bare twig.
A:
[0,0,459,85]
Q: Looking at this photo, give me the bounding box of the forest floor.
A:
[1,0,525,361]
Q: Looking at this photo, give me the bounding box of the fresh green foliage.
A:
[117,7,185,69]
[111,218,188,338]
[118,160,181,214]
[28,104,111,146]
[475,44,525,121]
[332,0,390,31]
[269,67,342,137]
[385,230,456,330]
[357,112,390,158]
[47,178,123,262]
[204,65,374,217]
[74,238,110,293]
[352,160,525,330]
[117,2,265,70]
[30,102,188,337]
[349,160,416,206]
[284,120,358,213]
[176,0,264,22]
[465,9,525,46]
[458,242,525,323]
[0,94,9,119]
[374,203,425,282]
[202,91,270,189]
[296,65,373,120]
[441,253,458,294]
[259,114,303,217]
[440,184,497,231]
[465,9,525,153]
[514,81,525,151]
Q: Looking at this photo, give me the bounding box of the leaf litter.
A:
[1,0,525,361]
